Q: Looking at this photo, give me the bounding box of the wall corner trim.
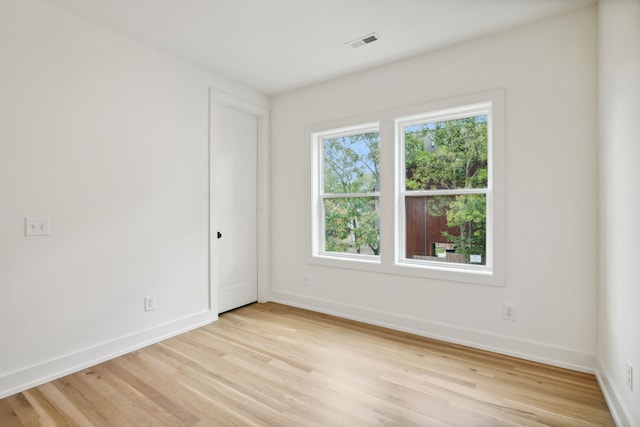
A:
[0,310,217,399]
[595,360,632,427]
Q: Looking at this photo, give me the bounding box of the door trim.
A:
[209,89,270,315]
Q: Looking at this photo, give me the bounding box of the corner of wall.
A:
[595,360,632,427]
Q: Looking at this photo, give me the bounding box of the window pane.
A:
[405,194,486,265]
[405,115,487,190]
[323,132,380,194]
[324,197,380,255]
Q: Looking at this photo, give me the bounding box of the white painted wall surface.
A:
[0,0,267,397]
[598,1,640,425]
[270,7,598,370]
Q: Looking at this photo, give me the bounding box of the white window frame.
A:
[310,122,381,264]
[396,102,493,272]
[308,90,505,286]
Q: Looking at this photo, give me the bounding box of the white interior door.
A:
[214,104,258,313]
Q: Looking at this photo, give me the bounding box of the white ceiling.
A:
[43,0,594,95]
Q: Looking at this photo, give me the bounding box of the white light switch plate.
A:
[25,217,51,236]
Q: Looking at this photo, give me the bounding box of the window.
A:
[309,90,504,285]
[312,124,380,260]
[398,103,492,271]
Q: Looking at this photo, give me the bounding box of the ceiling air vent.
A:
[346,32,379,49]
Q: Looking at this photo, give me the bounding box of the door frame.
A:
[209,89,270,315]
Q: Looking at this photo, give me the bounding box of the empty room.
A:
[1,0,638,425]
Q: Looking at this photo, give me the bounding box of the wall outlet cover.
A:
[503,304,517,321]
[145,296,156,312]
[25,217,51,236]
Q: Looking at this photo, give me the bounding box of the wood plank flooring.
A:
[0,303,614,426]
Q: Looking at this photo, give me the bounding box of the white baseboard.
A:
[595,361,632,427]
[0,310,217,399]
[270,289,596,373]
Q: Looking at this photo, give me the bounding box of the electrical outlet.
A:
[503,304,516,321]
[145,296,156,312]
[302,275,309,286]
[627,362,633,391]
[25,217,51,236]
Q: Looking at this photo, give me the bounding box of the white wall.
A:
[0,0,267,397]
[270,7,598,370]
[598,0,640,425]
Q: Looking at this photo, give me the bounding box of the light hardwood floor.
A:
[0,303,614,426]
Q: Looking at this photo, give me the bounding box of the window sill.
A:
[309,254,504,287]
[393,259,501,286]
[312,252,381,265]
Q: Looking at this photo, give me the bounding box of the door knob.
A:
[217,231,222,239]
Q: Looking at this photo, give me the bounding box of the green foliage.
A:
[324,197,379,255]
[405,117,487,190]
[323,133,380,255]
[324,133,379,193]
[321,116,488,261]
[429,195,487,261]
[407,116,488,263]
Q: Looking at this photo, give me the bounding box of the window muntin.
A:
[317,127,380,258]
[399,104,492,269]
